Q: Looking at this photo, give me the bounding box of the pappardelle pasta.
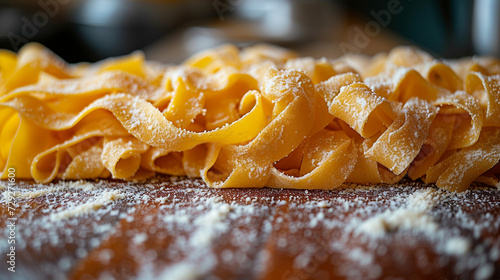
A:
[1,43,499,191]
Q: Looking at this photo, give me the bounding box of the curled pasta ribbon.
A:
[426,127,500,192]
[0,50,17,84]
[391,69,438,102]
[420,63,463,92]
[164,75,206,129]
[329,82,395,138]
[433,91,483,149]
[102,136,149,179]
[385,46,434,69]
[408,114,455,180]
[203,68,317,188]
[184,44,241,73]
[316,72,361,108]
[268,129,357,189]
[1,43,75,94]
[240,44,298,66]
[1,71,161,103]
[366,98,438,175]
[64,144,107,180]
[97,51,147,78]
[29,112,130,182]
[3,115,57,178]
[2,43,500,191]
[160,67,259,130]
[140,144,207,178]
[141,147,185,176]
[283,57,356,84]
[346,141,382,184]
[3,92,267,150]
[32,133,104,183]
[345,139,405,184]
[466,72,500,127]
[448,58,490,79]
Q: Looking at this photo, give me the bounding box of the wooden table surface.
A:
[1,177,499,280]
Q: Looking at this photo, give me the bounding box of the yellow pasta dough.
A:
[1,43,500,191]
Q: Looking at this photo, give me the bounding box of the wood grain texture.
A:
[1,177,499,280]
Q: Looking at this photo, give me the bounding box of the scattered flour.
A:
[1,178,499,280]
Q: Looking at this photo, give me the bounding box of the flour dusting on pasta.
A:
[1,43,500,191]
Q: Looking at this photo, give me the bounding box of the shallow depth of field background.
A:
[0,0,496,63]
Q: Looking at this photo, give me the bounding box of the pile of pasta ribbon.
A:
[1,43,499,191]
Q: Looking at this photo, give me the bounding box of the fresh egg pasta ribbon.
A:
[1,43,500,191]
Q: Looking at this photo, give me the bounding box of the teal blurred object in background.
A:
[336,0,474,57]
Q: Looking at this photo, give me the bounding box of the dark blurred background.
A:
[0,0,497,63]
